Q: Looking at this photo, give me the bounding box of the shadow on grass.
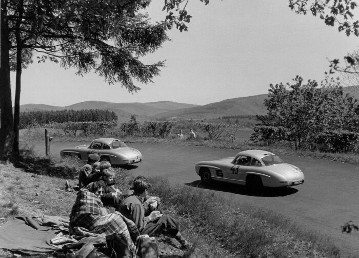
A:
[185,180,298,197]
[13,148,81,179]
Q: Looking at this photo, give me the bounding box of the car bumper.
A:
[279,179,304,186]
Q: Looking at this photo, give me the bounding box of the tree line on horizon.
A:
[19,109,117,129]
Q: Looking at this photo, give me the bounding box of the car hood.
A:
[264,163,303,177]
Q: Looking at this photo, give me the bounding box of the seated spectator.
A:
[101,168,122,210]
[99,160,111,172]
[69,180,138,255]
[78,154,102,189]
[78,161,102,189]
[120,176,191,249]
[78,164,92,189]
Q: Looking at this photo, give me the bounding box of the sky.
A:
[11,0,359,106]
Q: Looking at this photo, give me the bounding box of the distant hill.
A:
[20,101,198,122]
[19,86,359,122]
[155,94,268,120]
[21,104,64,112]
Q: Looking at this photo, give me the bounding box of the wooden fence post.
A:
[45,129,49,156]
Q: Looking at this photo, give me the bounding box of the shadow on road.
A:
[118,164,139,170]
[185,180,298,197]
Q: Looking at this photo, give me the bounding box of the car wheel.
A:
[246,175,263,193]
[200,168,212,185]
[100,156,111,164]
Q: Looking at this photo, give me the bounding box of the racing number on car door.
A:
[231,166,240,174]
[229,155,251,183]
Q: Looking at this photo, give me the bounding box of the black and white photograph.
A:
[1,0,359,257]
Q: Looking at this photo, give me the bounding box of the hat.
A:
[88,153,100,162]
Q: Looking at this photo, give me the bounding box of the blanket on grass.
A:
[0,216,60,255]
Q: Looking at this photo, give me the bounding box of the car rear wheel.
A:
[200,168,212,185]
[100,156,111,164]
[246,175,263,193]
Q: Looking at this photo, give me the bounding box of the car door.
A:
[88,141,102,157]
[227,155,252,184]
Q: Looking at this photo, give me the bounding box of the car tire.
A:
[100,156,111,164]
[246,175,263,193]
[200,168,212,185]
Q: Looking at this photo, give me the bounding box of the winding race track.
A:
[42,141,359,257]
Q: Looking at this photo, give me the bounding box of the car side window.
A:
[234,155,251,166]
[250,158,262,167]
[90,142,102,150]
[103,144,110,150]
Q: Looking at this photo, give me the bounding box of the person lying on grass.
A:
[69,180,139,255]
[120,176,191,249]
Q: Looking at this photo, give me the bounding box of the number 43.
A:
[231,166,239,174]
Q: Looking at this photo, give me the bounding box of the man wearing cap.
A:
[120,176,191,249]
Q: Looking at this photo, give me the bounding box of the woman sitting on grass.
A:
[69,180,138,255]
[101,168,123,210]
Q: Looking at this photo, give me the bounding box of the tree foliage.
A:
[289,0,359,36]
[0,0,209,160]
[252,76,359,151]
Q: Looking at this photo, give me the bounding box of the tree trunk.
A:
[12,0,24,161]
[0,1,13,161]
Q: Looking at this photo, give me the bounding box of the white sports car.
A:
[195,150,304,190]
[60,138,142,166]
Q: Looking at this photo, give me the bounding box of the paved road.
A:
[36,141,359,257]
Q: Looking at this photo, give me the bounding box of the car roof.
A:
[93,138,122,145]
[237,150,275,159]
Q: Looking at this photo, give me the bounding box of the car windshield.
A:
[261,154,283,166]
[111,140,127,149]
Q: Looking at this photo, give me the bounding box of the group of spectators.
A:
[69,153,191,257]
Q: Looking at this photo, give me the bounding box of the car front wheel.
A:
[200,168,212,185]
[100,156,111,164]
[246,175,263,193]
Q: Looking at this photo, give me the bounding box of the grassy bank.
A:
[149,177,340,258]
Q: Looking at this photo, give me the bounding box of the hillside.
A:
[20,101,197,122]
[19,86,359,121]
[155,94,268,120]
